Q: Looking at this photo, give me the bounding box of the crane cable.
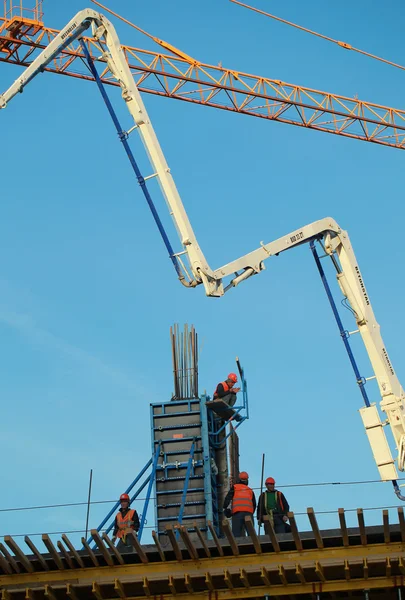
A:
[0,504,402,538]
[0,478,404,514]
[90,0,199,64]
[230,0,405,73]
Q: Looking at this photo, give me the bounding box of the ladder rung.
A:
[154,423,201,431]
[157,460,203,470]
[158,501,205,509]
[158,527,208,535]
[154,436,201,444]
[126,124,138,135]
[157,513,206,522]
[163,449,203,456]
[154,411,201,418]
[157,475,204,482]
[157,487,204,496]
[143,172,159,181]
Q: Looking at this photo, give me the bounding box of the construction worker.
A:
[223,471,256,537]
[214,373,241,408]
[112,493,140,549]
[257,477,290,534]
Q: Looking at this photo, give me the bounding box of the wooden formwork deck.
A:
[0,508,404,599]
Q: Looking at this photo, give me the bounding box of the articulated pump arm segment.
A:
[0,8,215,291]
[218,215,405,490]
[1,11,404,494]
[222,217,405,477]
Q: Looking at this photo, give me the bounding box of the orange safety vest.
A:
[116,509,136,539]
[214,381,229,398]
[231,483,254,514]
[277,491,284,512]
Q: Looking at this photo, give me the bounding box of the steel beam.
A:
[24,537,49,571]
[80,538,99,567]
[56,542,75,569]
[4,537,33,573]
[102,534,124,566]
[221,520,239,556]
[90,530,113,567]
[151,531,166,561]
[0,543,20,573]
[398,507,405,542]
[42,535,64,570]
[263,515,280,552]
[193,522,210,558]
[338,508,349,547]
[62,535,85,568]
[0,542,404,586]
[357,509,367,545]
[127,532,148,564]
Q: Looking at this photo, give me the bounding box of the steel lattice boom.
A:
[1,14,405,149]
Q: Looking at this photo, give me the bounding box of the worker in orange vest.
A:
[214,373,240,406]
[257,476,290,534]
[223,471,256,537]
[213,373,242,421]
[112,493,140,549]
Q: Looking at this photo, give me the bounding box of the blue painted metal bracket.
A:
[86,457,152,547]
[175,441,196,539]
[86,442,161,546]
[101,475,152,541]
[138,440,162,541]
[206,357,250,445]
[236,357,249,419]
[212,415,245,439]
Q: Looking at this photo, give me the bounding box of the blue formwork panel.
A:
[150,398,219,539]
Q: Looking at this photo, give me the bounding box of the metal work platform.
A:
[0,508,404,598]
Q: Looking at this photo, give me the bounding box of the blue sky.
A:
[1,0,405,547]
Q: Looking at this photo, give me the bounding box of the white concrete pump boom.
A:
[0,8,215,291]
[1,9,405,494]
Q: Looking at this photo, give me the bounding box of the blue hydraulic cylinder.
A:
[310,240,370,408]
[79,40,183,279]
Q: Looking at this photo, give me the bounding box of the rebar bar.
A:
[170,324,199,400]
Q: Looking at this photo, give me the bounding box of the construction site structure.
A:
[85,325,247,545]
[1,4,405,597]
[0,508,404,599]
[1,6,404,496]
[151,325,247,539]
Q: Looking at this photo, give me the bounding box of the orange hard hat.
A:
[239,471,249,480]
[265,477,275,485]
[228,373,238,383]
[120,493,130,502]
